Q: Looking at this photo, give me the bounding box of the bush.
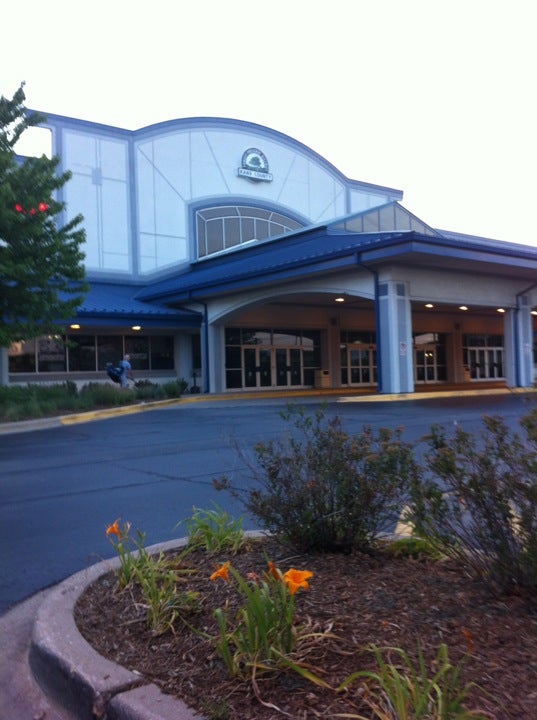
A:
[406,413,537,596]
[219,404,417,553]
[161,379,189,398]
[0,377,189,422]
[133,380,165,401]
[182,504,249,554]
[79,382,135,406]
[0,382,81,420]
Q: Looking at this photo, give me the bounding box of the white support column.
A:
[174,334,194,387]
[505,295,535,388]
[206,323,224,393]
[0,347,8,385]
[377,280,414,394]
[518,295,534,387]
[503,310,516,387]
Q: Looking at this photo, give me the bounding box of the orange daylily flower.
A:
[283,568,313,595]
[462,628,474,653]
[106,519,121,537]
[210,561,231,582]
[267,561,281,581]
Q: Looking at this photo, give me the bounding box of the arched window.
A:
[196,205,303,258]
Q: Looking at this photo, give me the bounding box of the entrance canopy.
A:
[136,202,537,306]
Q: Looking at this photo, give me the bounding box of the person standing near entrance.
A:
[119,354,134,388]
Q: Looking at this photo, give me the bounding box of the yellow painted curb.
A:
[59,397,183,425]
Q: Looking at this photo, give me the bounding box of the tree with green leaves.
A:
[0,83,87,348]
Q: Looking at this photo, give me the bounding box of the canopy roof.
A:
[75,282,201,328]
[136,202,537,305]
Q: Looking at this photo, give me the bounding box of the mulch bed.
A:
[75,537,537,719]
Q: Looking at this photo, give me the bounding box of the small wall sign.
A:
[237,148,273,182]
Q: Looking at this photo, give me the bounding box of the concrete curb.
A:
[30,540,203,720]
[1,385,532,436]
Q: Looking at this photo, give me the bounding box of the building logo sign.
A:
[237,148,273,182]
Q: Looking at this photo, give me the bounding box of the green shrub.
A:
[406,413,537,596]
[0,377,188,422]
[161,379,188,398]
[79,382,135,406]
[133,380,165,401]
[338,642,491,719]
[385,536,443,560]
[182,504,249,554]
[0,382,82,420]
[219,404,417,553]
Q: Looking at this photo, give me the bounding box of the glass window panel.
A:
[125,336,149,370]
[206,219,223,255]
[269,222,285,237]
[270,212,301,229]
[363,211,380,232]
[97,335,123,370]
[301,330,320,349]
[8,339,36,372]
[38,336,66,372]
[272,330,301,345]
[225,328,242,345]
[242,329,271,345]
[241,217,255,242]
[150,336,174,370]
[197,216,206,257]
[341,330,375,344]
[303,348,321,367]
[254,219,269,240]
[68,335,96,371]
[225,346,241,368]
[200,206,235,220]
[191,334,201,370]
[226,369,242,389]
[197,206,303,258]
[379,204,396,231]
[224,217,241,248]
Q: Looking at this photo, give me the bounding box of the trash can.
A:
[314,370,331,388]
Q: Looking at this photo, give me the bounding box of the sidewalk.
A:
[1,542,201,720]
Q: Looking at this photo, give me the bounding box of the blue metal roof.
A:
[75,282,201,327]
[136,202,537,305]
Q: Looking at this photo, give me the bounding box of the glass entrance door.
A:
[243,348,271,387]
[467,347,504,380]
[414,346,438,383]
[341,346,376,385]
[275,348,302,386]
[243,347,303,388]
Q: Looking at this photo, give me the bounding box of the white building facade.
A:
[5,113,537,394]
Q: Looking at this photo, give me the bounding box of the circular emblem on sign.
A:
[237,148,273,182]
[242,148,269,173]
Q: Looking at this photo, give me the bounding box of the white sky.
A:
[3,0,536,245]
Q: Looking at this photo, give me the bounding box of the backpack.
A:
[106,362,122,384]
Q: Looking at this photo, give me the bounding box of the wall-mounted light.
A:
[531,310,537,316]
[69,324,81,329]
[496,308,506,313]
[335,297,345,303]
[425,303,434,308]
[131,325,142,331]
[459,306,468,311]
